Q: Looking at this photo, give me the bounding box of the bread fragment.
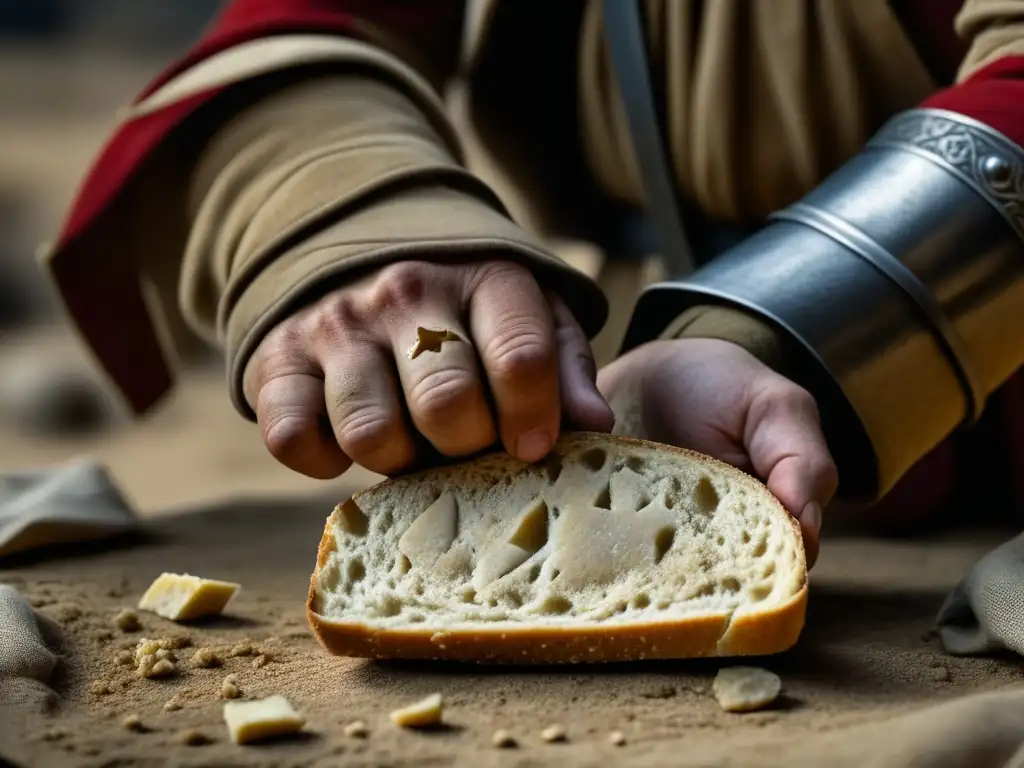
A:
[308,433,806,664]
[713,666,782,712]
[138,573,239,621]
[389,693,444,728]
[222,695,304,744]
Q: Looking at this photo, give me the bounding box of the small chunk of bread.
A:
[713,666,782,712]
[222,695,304,744]
[389,693,444,728]
[139,573,240,621]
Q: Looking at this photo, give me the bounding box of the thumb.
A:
[743,378,838,568]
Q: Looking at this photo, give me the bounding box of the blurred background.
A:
[0,1,373,514]
[0,1,609,517]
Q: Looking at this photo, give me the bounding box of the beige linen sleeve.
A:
[180,72,606,418]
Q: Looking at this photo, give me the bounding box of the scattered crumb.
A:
[221,675,241,700]
[164,697,184,712]
[114,650,134,666]
[713,667,782,713]
[138,572,240,621]
[89,681,112,697]
[609,730,627,746]
[191,648,221,669]
[343,721,370,739]
[223,695,305,744]
[390,693,444,728]
[122,714,144,732]
[541,724,568,743]
[114,609,141,632]
[491,729,517,748]
[933,665,951,682]
[229,643,255,658]
[178,729,212,747]
[253,654,271,669]
[155,648,175,662]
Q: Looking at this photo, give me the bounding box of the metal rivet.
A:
[981,154,1012,185]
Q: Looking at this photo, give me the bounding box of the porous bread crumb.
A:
[137,572,240,621]
[713,667,782,713]
[150,659,177,678]
[190,648,220,668]
[164,696,184,712]
[222,695,305,744]
[221,675,241,699]
[122,714,144,732]
[389,693,444,728]
[178,729,212,746]
[541,724,568,743]
[89,681,112,697]
[343,721,369,739]
[114,609,140,632]
[491,729,517,748]
[229,642,255,658]
[114,650,134,666]
[609,730,627,746]
[155,648,175,662]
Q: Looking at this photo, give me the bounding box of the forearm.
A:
[627,54,1024,502]
[186,73,605,419]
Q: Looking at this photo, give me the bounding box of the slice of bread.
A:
[307,432,806,664]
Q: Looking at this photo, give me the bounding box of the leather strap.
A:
[601,0,695,276]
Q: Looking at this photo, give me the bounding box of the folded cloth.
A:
[781,687,1024,768]
[0,460,138,559]
[0,585,59,712]
[936,531,1024,656]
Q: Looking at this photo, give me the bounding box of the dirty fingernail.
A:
[800,501,823,534]
[515,430,552,463]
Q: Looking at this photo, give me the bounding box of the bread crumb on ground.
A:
[221,675,241,700]
[222,695,305,744]
[253,653,271,669]
[541,724,568,743]
[343,720,369,739]
[229,643,255,658]
[389,693,444,728]
[163,696,184,712]
[609,730,627,746]
[122,714,144,732]
[178,729,212,746]
[713,667,782,713]
[114,650,134,666]
[190,648,221,668]
[114,609,141,632]
[491,729,517,748]
[89,681,112,697]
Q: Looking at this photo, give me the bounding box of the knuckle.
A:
[369,261,432,314]
[484,329,555,382]
[305,291,360,342]
[261,412,316,464]
[409,368,480,426]
[333,405,398,459]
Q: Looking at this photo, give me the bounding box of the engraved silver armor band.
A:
[621,108,1024,501]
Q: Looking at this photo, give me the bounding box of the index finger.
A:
[467,264,560,463]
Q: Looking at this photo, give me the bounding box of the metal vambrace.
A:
[620,109,1024,502]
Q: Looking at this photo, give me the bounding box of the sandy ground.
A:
[2,44,1024,768]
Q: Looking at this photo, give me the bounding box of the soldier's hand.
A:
[243,260,615,478]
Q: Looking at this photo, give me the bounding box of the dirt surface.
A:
[2,466,1023,768]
